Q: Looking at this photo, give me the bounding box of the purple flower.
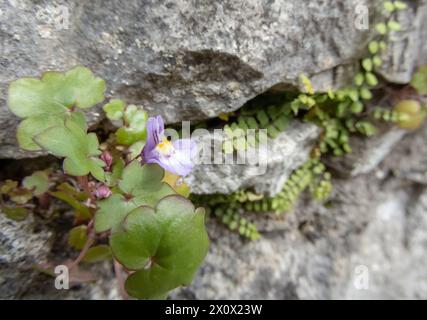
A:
[142,115,197,176]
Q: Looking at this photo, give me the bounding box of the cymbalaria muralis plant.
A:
[1,0,425,297]
[5,66,209,300]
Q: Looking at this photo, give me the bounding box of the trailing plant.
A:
[193,157,331,240]
[6,66,208,300]
[196,1,413,239]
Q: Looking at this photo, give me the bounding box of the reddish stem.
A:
[68,225,95,271]
[78,175,92,198]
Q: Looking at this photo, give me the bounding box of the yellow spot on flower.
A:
[156,139,175,156]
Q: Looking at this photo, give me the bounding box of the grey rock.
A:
[172,170,427,300]
[2,0,426,158]
[383,123,427,185]
[0,213,53,298]
[378,0,427,83]
[325,124,407,177]
[186,121,320,196]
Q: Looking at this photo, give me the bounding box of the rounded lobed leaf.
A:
[23,171,49,196]
[8,66,105,151]
[110,195,209,299]
[103,99,125,121]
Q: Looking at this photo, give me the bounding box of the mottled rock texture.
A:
[186,121,320,195]
[1,0,426,158]
[12,123,427,300]
[0,214,53,298]
[1,0,427,300]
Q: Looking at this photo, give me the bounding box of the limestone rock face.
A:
[1,0,426,158]
[186,121,320,195]
[171,134,427,299]
[1,0,427,300]
[0,214,53,298]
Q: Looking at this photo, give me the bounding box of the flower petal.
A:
[142,115,164,160]
[147,149,194,177]
[173,139,198,159]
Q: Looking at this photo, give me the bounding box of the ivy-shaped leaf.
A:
[8,66,105,151]
[103,99,125,121]
[94,162,176,232]
[115,105,148,146]
[23,171,49,196]
[34,117,105,181]
[110,195,209,299]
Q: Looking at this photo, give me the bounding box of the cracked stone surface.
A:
[1,0,427,300]
[1,0,426,158]
[0,213,53,298]
[186,121,321,196]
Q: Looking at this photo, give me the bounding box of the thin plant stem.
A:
[68,226,95,271]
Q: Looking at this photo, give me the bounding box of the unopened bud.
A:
[94,185,112,199]
[101,151,113,171]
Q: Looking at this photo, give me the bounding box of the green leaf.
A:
[105,159,125,187]
[362,58,373,72]
[384,1,395,12]
[2,206,28,221]
[368,41,379,54]
[34,118,104,181]
[115,105,148,146]
[9,189,33,204]
[0,180,18,194]
[350,101,364,114]
[128,141,145,160]
[356,121,377,136]
[365,72,378,86]
[110,196,209,299]
[354,73,364,86]
[49,183,91,220]
[17,114,65,151]
[388,20,401,31]
[23,171,49,196]
[82,245,112,263]
[394,1,408,10]
[375,23,388,35]
[8,67,105,151]
[124,105,148,129]
[411,65,427,95]
[372,56,382,67]
[94,162,176,232]
[94,194,142,233]
[68,225,88,250]
[116,128,147,146]
[360,87,373,100]
[103,99,125,121]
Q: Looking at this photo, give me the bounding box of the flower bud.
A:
[94,184,112,199]
[101,151,113,171]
